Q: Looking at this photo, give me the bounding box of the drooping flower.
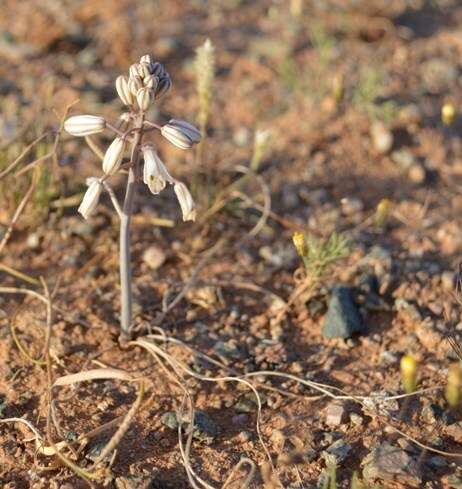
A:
[142,144,174,194]
[174,181,196,222]
[78,178,103,219]
[102,137,126,175]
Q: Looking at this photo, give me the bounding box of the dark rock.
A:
[322,287,365,338]
[161,410,218,443]
[322,439,351,465]
[422,403,453,425]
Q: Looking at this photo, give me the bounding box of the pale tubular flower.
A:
[115,75,134,106]
[102,137,126,175]
[64,115,106,137]
[142,144,174,194]
[136,87,152,112]
[78,178,103,219]
[174,181,196,221]
[161,119,201,149]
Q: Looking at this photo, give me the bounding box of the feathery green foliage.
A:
[295,231,351,278]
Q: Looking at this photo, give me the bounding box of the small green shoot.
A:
[293,231,351,279]
[352,67,398,124]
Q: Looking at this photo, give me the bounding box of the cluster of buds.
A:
[115,54,172,112]
[64,54,201,222]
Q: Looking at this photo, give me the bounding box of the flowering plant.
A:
[64,54,201,339]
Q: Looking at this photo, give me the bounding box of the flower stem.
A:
[119,120,143,341]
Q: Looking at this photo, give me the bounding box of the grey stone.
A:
[322,287,365,339]
[363,443,421,485]
[161,410,218,443]
[322,439,351,465]
[380,350,398,365]
[427,456,448,468]
[213,340,243,360]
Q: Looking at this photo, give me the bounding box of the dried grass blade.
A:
[53,368,134,387]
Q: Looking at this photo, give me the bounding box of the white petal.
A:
[174,181,196,222]
[78,180,102,219]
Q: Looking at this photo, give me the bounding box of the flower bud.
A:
[292,232,307,257]
[102,137,126,175]
[64,115,106,137]
[139,62,151,79]
[144,74,159,91]
[174,181,196,221]
[155,76,172,99]
[446,363,462,407]
[400,354,418,394]
[136,87,152,112]
[442,103,456,126]
[161,119,201,150]
[142,144,174,194]
[128,76,143,97]
[140,54,153,65]
[129,63,143,79]
[78,179,103,219]
[150,62,166,77]
[115,75,134,106]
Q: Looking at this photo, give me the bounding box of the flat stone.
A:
[363,443,421,486]
[322,287,365,339]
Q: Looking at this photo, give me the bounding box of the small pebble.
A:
[238,430,252,442]
[142,245,166,270]
[408,163,426,184]
[370,121,393,154]
[26,233,40,249]
[325,403,346,426]
[441,271,456,292]
[341,196,364,215]
[350,413,363,426]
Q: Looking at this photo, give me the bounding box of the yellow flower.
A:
[442,103,456,126]
[292,232,306,257]
[400,354,418,394]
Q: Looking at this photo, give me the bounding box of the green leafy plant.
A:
[293,231,351,278]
